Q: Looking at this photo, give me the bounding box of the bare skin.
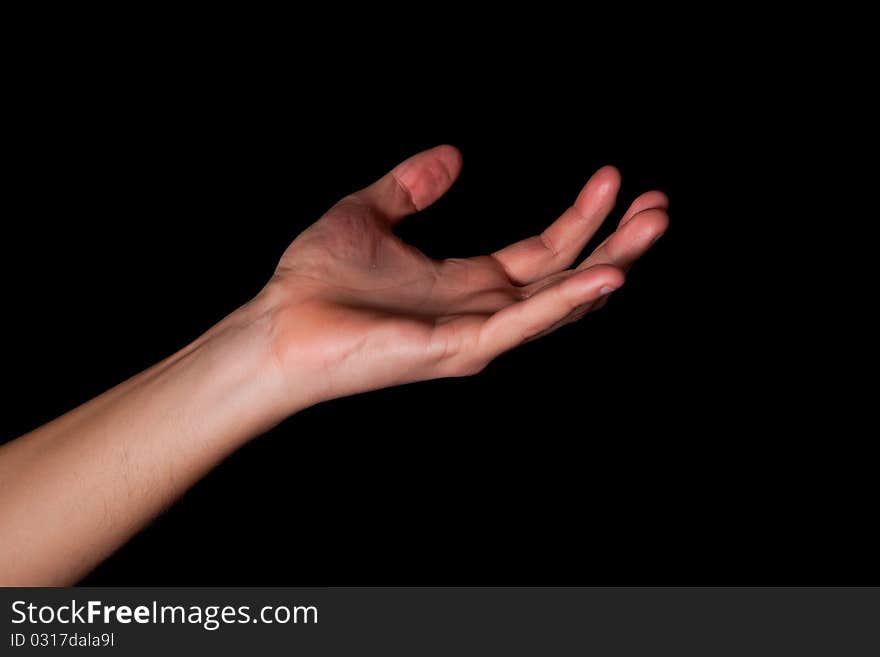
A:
[0,146,668,585]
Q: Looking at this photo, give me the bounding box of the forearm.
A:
[0,294,291,585]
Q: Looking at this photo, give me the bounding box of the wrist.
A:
[198,285,316,434]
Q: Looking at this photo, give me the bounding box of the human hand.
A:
[0,145,668,584]
[258,145,668,411]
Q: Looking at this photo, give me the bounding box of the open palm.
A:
[264,145,668,404]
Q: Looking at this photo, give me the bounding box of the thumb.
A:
[356,144,463,224]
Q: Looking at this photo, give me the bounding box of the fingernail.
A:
[599,286,618,296]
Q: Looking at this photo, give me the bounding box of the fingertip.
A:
[642,190,670,210]
[620,190,670,226]
[575,165,621,212]
[597,264,626,291]
[630,207,669,240]
[569,264,625,297]
[434,144,463,177]
[592,165,622,195]
[394,144,463,211]
[595,164,621,182]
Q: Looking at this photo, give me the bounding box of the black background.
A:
[2,24,871,585]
